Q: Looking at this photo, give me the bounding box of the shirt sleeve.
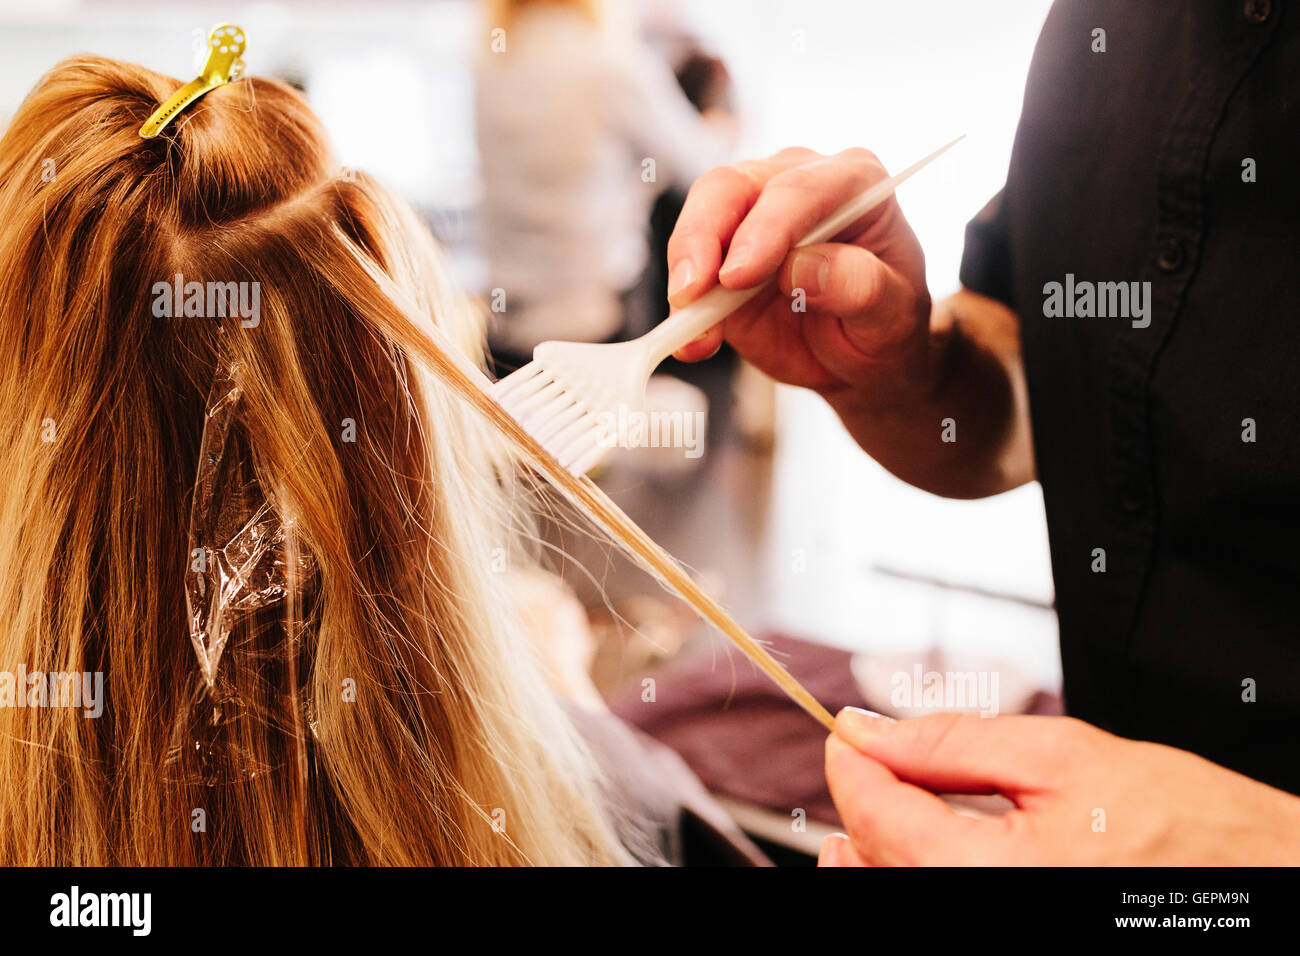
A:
[603,46,731,187]
[958,188,1015,309]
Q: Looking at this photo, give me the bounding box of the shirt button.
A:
[1118,477,1146,514]
[1157,238,1185,273]
[1243,0,1272,24]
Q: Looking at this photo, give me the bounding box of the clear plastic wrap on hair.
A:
[165,364,314,785]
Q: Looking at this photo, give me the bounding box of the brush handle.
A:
[641,284,765,366]
[640,135,964,368]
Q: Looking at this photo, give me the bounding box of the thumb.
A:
[836,708,1071,800]
[824,732,996,865]
[778,242,921,354]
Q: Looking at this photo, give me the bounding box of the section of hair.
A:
[0,55,625,865]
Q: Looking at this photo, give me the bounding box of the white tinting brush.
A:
[489,135,964,475]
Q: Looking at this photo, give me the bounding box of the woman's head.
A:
[0,55,623,864]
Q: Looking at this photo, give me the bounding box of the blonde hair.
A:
[487,0,604,32]
[0,55,627,865]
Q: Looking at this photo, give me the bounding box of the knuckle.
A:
[771,145,821,165]
[836,145,883,169]
[911,710,969,766]
[727,159,772,191]
[768,162,829,196]
[766,151,882,206]
[688,162,754,201]
[835,148,887,189]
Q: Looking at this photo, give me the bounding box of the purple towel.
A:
[608,634,1062,826]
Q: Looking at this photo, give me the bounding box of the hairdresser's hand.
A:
[819,708,1300,866]
[666,147,932,410]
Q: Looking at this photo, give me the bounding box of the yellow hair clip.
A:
[139,23,247,139]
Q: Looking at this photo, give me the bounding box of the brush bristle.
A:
[489,365,605,474]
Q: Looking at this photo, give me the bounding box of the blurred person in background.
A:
[475,0,734,375]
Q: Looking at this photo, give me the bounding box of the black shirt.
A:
[959,0,1300,792]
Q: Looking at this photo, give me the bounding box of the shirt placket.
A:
[1103,0,1281,730]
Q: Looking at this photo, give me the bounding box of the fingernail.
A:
[683,331,721,360]
[844,706,894,722]
[791,251,829,296]
[720,242,751,276]
[837,706,896,739]
[818,833,850,868]
[667,259,695,298]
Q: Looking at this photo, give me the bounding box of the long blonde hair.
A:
[0,54,626,865]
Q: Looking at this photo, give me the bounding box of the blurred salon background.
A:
[0,0,1057,857]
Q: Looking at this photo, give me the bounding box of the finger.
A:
[669,274,778,363]
[825,733,999,865]
[836,708,1081,799]
[667,148,819,308]
[776,242,920,354]
[817,832,869,867]
[720,148,888,291]
[671,325,724,362]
